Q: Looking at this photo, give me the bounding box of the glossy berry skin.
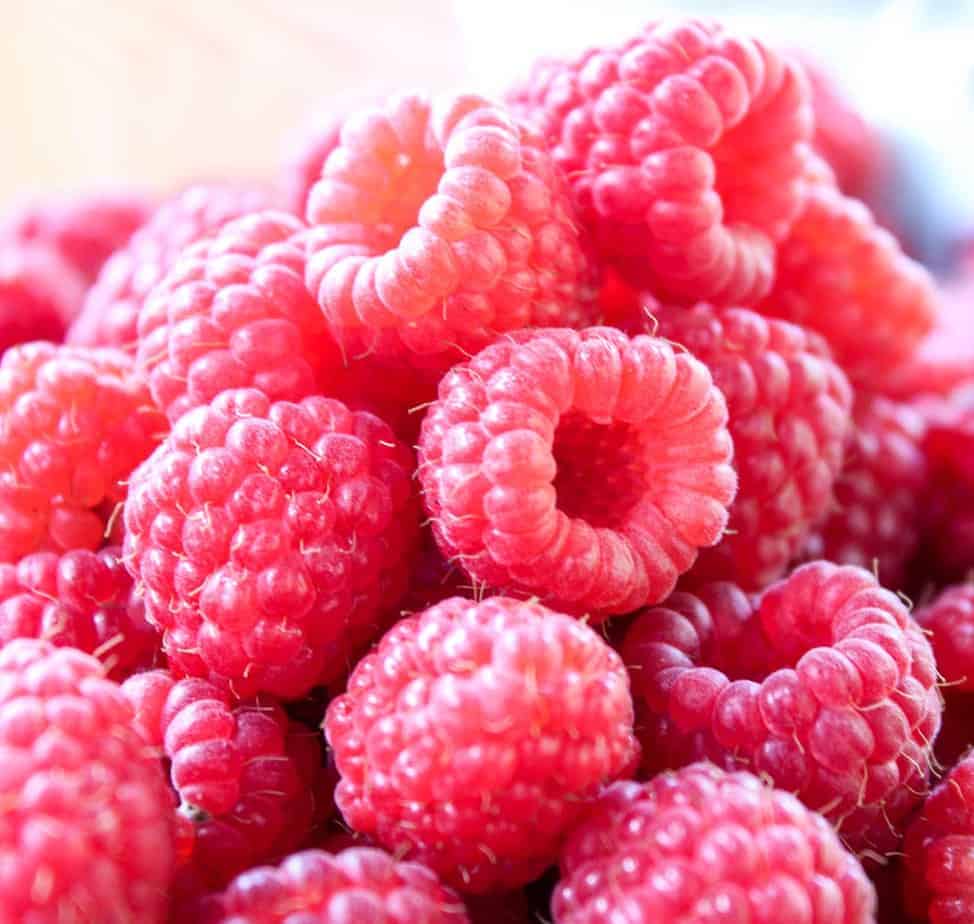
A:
[621,561,942,853]
[511,18,812,305]
[0,639,174,924]
[123,388,417,699]
[0,546,157,680]
[135,210,342,423]
[304,92,596,383]
[554,764,875,924]
[0,342,165,563]
[418,327,736,621]
[902,752,974,924]
[655,303,852,589]
[68,183,271,351]
[325,596,639,893]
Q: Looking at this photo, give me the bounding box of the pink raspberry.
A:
[325,596,638,893]
[510,18,812,304]
[621,561,942,853]
[0,342,166,562]
[418,326,736,620]
[67,183,271,351]
[553,763,876,924]
[123,388,418,698]
[0,545,157,680]
[915,584,974,694]
[135,210,343,423]
[0,638,174,923]
[654,302,852,589]
[902,751,974,924]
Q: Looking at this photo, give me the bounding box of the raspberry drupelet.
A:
[135,210,343,423]
[654,302,852,590]
[621,561,942,854]
[0,342,166,563]
[122,388,418,699]
[0,639,175,923]
[418,326,736,620]
[510,18,813,305]
[554,763,876,924]
[325,596,639,893]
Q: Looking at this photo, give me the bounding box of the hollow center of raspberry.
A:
[552,413,648,528]
[379,148,444,242]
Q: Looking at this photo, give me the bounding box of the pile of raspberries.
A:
[4,17,974,924]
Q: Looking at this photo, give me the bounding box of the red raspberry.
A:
[654,302,852,589]
[621,561,942,853]
[511,18,812,304]
[0,545,157,680]
[915,584,974,694]
[0,639,174,922]
[0,342,165,562]
[902,751,974,924]
[419,326,736,619]
[123,388,418,698]
[67,183,271,352]
[325,596,639,893]
[304,92,596,383]
[803,396,928,590]
[553,763,876,924]
[121,669,328,889]
[135,211,343,423]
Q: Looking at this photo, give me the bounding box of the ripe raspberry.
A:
[67,183,271,351]
[0,342,165,562]
[325,596,639,893]
[304,92,596,383]
[121,669,328,889]
[621,561,942,853]
[803,397,928,590]
[902,751,974,924]
[511,18,812,304]
[135,210,343,423]
[0,545,157,680]
[553,763,876,924]
[0,638,174,923]
[418,327,736,620]
[655,302,852,589]
[123,388,418,698]
[915,585,974,694]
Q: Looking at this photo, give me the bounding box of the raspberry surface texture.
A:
[915,584,974,694]
[511,18,812,304]
[0,342,165,562]
[123,388,417,698]
[135,210,342,423]
[280,108,345,217]
[655,302,852,589]
[553,763,876,924]
[67,183,271,351]
[418,327,736,620]
[0,638,174,923]
[325,596,639,892]
[621,561,942,853]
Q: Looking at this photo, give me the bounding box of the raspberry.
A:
[418,326,736,619]
[0,545,157,680]
[67,183,271,351]
[511,18,812,304]
[654,302,852,589]
[123,388,418,698]
[325,596,638,893]
[135,210,343,423]
[203,847,470,924]
[756,175,937,389]
[902,751,974,924]
[0,638,174,923]
[803,397,928,590]
[553,763,876,924]
[620,561,942,853]
[121,669,328,889]
[304,92,596,383]
[0,342,165,563]
[915,585,974,694]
